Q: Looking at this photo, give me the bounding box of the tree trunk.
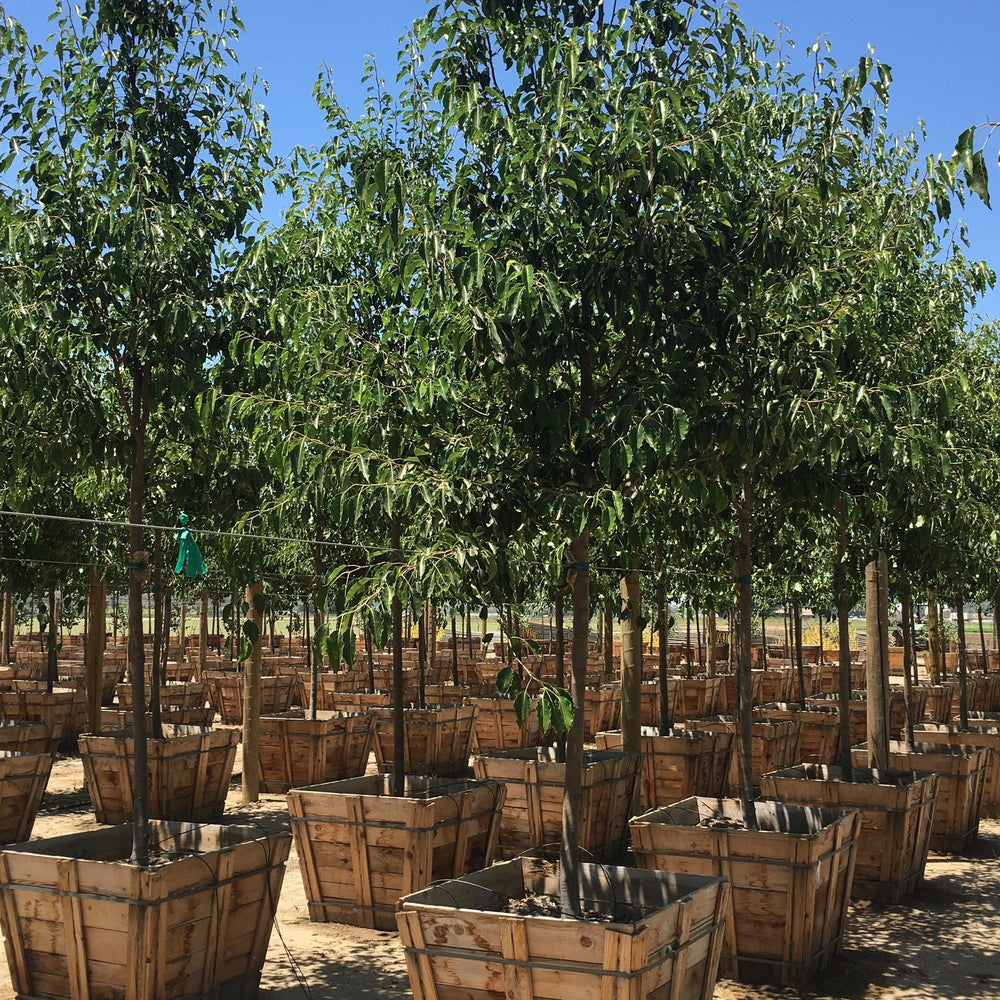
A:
[794,598,807,707]
[619,568,641,755]
[198,590,208,681]
[560,530,589,917]
[865,552,891,769]
[417,600,427,709]
[735,492,758,830]
[657,584,672,734]
[603,595,614,680]
[977,605,987,674]
[390,518,405,797]
[127,392,149,867]
[46,588,57,695]
[706,609,717,677]
[760,614,768,667]
[956,590,969,731]
[365,625,375,694]
[899,574,916,750]
[926,592,941,684]
[85,569,105,734]
[554,584,566,764]
[834,528,854,780]
[0,590,9,665]
[451,613,459,685]
[685,602,692,677]
[241,581,263,804]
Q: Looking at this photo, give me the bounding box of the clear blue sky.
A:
[7,0,999,323]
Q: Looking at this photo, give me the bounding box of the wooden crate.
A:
[472,747,639,860]
[469,697,540,750]
[717,670,764,715]
[630,797,859,986]
[597,727,732,810]
[297,669,369,710]
[851,741,990,853]
[100,706,217,728]
[0,820,290,1000]
[58,661,125,705]
[965,711,1000,729]
[396,857,731,1000]
[116,680,208,710]
[684,717,801,795]
[370,703,478,776]
[581,683,620,740]
[78,725,238,824]
[755,703,840,765]
[759,764,938,903]
[752,668,794,705]
[914,723,1000,819]
[807,689,923,745]
[287,775,505,930]
[258,710,373,794]
[203,671,296,724]
[916,684,954,723]
[0,719,55,755]
[0,688,85,749]
[675,677,724,722]
[638,679,682,727]
[0,750,54,845]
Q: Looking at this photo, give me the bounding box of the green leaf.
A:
[242,620,260,645]
[969,150,991,209]
[513,689,531,727]
[954,127,976,176]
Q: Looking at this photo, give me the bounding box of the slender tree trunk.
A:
[657,584,672,734]
[619,568,641,755]
[706,609,717,677]
[85,569,105,733]
[685,602,692,677]
[956,590,969,731]
[794,598,807,707]
[0,590,9,665]
[834,522,854,779]
[926,592,941,684]
[127,392,149,867]
[760,614,768,668]
[977,605,987,674]
[417,601,427,709]
[242,581,263,804]
[560,530,589,917]
[735,488,758,829]
[46,588,57,695]
[555,584,566,764]
[365,625,375,695]
[603,595,614,680]
[390,518,405,797]
[865,552,891,769]
[198,590,208,682]
[900,574,916,750]
[451,614,459,686]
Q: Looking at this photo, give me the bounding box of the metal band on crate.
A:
[289,805,500,832]
[0,860,286,906]
[401,916,721,979]
[631,837,857,872]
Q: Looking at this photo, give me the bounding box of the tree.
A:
[0,0,270,864]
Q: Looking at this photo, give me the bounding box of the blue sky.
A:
[6,0,999,323]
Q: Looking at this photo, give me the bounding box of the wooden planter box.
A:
[396,856,731,1000]
[0,688,85,750]
[469,697,540,750]
[116,681,208,710]
[630,797,859,986]
[78,725,239,825]
[759,764,938,903]
[755,703,840,765]
[59,661,125,705]
[718,670,764,715]
[0,820,290,1000]
[638,679,682,727]
[685,717,801,795]
[916,684,954,723]
[597,727,732,810]
[582,684,620,740]
[471,747,638,859]
[964,711,1000,729]
[675,677,724,722]
[257,710,373,794]
[297,669,368,710]
[807,689,924,745]
[328,690,393,714]
[287,774,505,930]
[752,668,794,705]
[914,722,1000,819]
[100,706,217,729]
[0,719,55,755]
[0,750,54,845]
[203,671,296,725]
[371,703,478,776]
[851,741,989,853]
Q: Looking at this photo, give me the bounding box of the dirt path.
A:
[1,753,997,1000]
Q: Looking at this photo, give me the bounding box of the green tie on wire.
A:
[174,513,208,578]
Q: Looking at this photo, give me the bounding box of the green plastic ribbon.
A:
[174,513,208,579]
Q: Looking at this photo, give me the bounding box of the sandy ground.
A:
[0,750,997,1000]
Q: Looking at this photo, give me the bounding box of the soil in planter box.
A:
[504,892,652,923]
